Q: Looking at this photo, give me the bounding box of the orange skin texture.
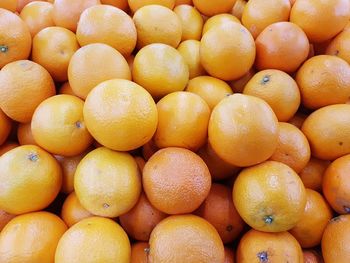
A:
[322,215,350,263]
[17,122,37,146]
[61,192,93,227]
[0,210,15,232]
[301,104,350,161]
[0,142,18,156]
[288,112,308,129]
[119,192,167,241]
[0,60,55,123]
[174,5,203,41]
[237,229,303,263]
[0,8,32,69]
[175,0,192,5]
[202,14,241,35]
[193,0,236,16]
[290,0,350,43]
[195,183,245,244]
[148,215,225,263]
[128,0,175,13]
[134,156,146,173]
[290,189,333,248]
[303,250,324,263]
[242,0,291,39]
[326,30,350,64]
[59,82,77,96]
[131,242,149,263]
[255,22,309,73]
[229,68,255,93]
[299,157,330,192]
[53,0,101,32]
[0,0,17,12]
[0,109,12,145]
[17,0,40,12]
[296,55,350,110]
[209,94,278,167]
[270,122,311,173]
[77,5,137,56]
[101,0,129,10]
[143,147,211,214]
[224,247,235,263]
[231,0,246,20]
[233,161,307,232]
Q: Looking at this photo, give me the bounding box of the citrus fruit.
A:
[0,210,15,232]
[174,4,203,41]
[131,242,149,263]
[0,109,11,146]
[61,192,93,227]
[128,0,175,13]
[326,30,350,64]
[101,0,129,10]
[202,14,240,35]
[193,0,236,17]
[299,157,330,192]
[0,0,17,12]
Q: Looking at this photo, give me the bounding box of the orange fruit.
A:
[0,145,62,215]
[101,0,129,10]
[236,229,303,262]
[0,109,11,146]
[143,147,211,214]
[131,242,149,263]
[59,82,77,96]
[154,91,210,151]
[32,26,79,82]
[0,8,31,69]
[233,161,307,232]
[270,122,311,173]
[0,60,55,123]
[290,0,350,43]
[17,0,40,12]
[255,22,309,73]
[0,210,15,232]
[77,5,137,56]
[322,154,350,214]
[19,1,54,38]
[74,147,141,217]
[0,0,17,12]
[119,192,167,241]
[55,217,130,263]
[134,156,146,172]
[128,0,175,13]
[303,250,324,263]
[177,40,206,79]
[301,104,350,160]
[296,55,350,109]
[61,192,93,227]
[288,111,308,129]
[0,142,18,156]
[231,0,246,20]
[224,247,235,263]
[142,139,159,160]
[200,21,255,81]
[52,0,100,32]
[243,69,301,121]
[0,211,67,262]
[326,30,350,64]
[290,189,333,248]
[148,214,225,263]
[229,68,255,93]
[322,215,350,263]
[195,183,245,244]
[186,76,233,110]
[209,94,278,167]
[202,14,240,35]
[133,5,182,49]
[174,4,203,41]
[31,95,93,157]
[299,157,330,192]
[132,43,189,99]
[68,43,131,99]
[17,122,37,145]
[83,79,157,151]
[175,0,192,5]
[242,0,291,39]
[193,0,236,17]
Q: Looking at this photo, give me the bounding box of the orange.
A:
[326,30,350,64]
[154,91,210,151]
[290,0,350,43]
[19,1,54,37]
[174,4,203,41]
[101,0,129,10]
[224,247,235,263]
[288,111,308,129]
[243,69,301,121]
[200,21,255,81]
[134,156,146,172]
[296,55,350,109]
[0,210,15,232]
[119,192,167,241]
[209,94,278,167]
[74,147,141,217]
[290,189,333,248]
[59,82,77,96]
[323,154,350,214]
[68,43,131,100]
[55,217,130,263]
[231,0,245,20]
[0,0,17,12]
[32,26,80,82]
[322,215,350,263]
[0,145,62,215]
[195,183,245,244]
[0,211,67,263]
[131,242,149,263]
[132,43,189,99]
[77,5,137,56]
[193,0,236,17]
[143,147,211,214]
[0,142,18,156]
[242,0,291,39]
[61,192,93,227]
[128,0,175,13]
[301,104,350,160]
[303,250,324,263]
[133,5,182,49]
[177,40,206,79]
[175,0,192,5]
[17,122,37,145]
[270,122,311,173]
[142,139,159,160]
[236,229,303,262]
[17,0,40,12]
[0,60,55,123]
[202,14,240,35]
[255,22,309,73]
[31,95,93,157]
[83,79,157,151]
[299,157,330,192]
[186,76,233,110]
[148,214,225,263]
[0,109,11,146]
[229,68,255,93]
[52,0,100,32]
[233,161,307,232]
[0,8,31,69]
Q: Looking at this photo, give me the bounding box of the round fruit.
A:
[202,14,240,35]
[193,0,236,16]
[59,82,76,96]
[17,122,37,146]
[224,247,235,263]
[229,68,255,93]
[299,157,330,192]
[131,242,149,263]
[326,30,350,64]
[0,210,15,232]
[128,0,175,13]
[303,250,324,263]
[101,0,128,10]
[0,109,11,146]
[174,4,203,41]
[0,142,18,156]
[0,0,17,12]
[61,192,93,227]
[231,0,246,20]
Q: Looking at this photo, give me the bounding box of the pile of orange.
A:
[0,0,350,262]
